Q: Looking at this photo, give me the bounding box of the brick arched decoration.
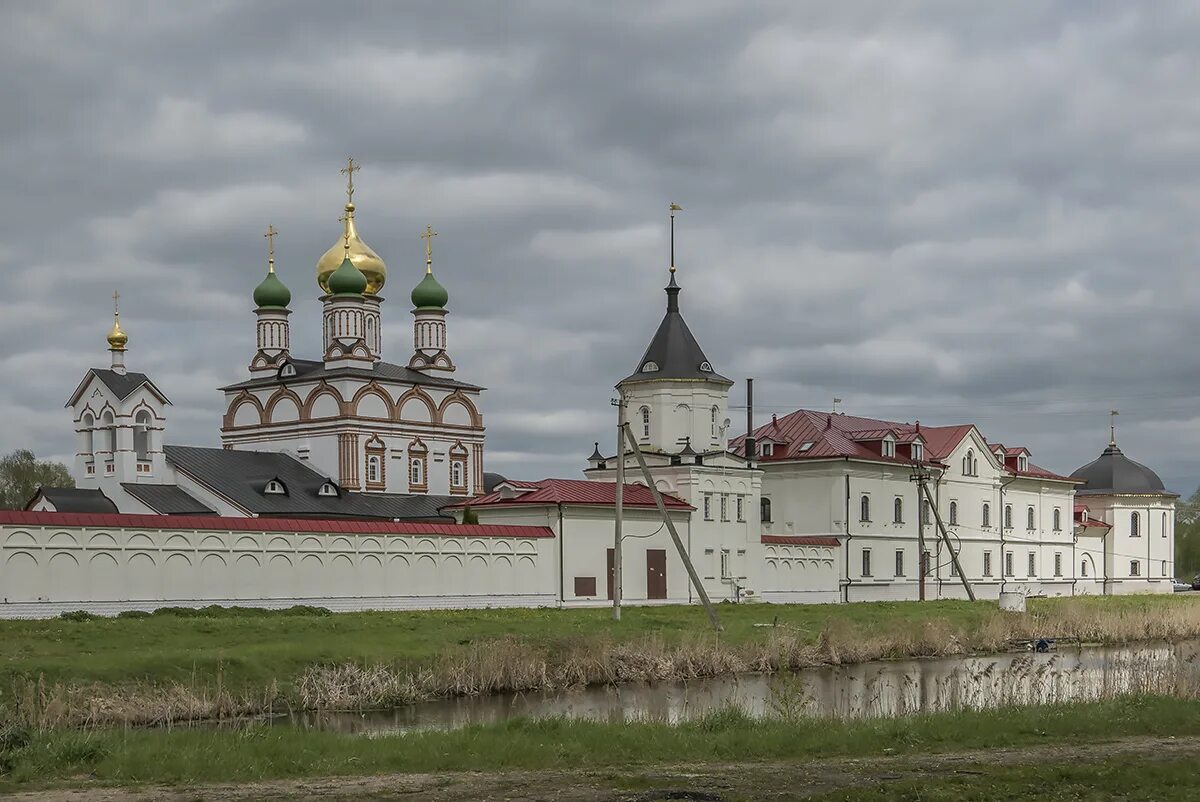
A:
[301,383,347,420]
[437,390,482,428]
[395,387,438,424]
[222,391,265,429]
[352,382,396,420]
[263,387,305,425]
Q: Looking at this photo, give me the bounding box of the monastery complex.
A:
[0,164,1178,617]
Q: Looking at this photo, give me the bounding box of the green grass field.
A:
[4,595,1192,691]
[1,695,1197,792]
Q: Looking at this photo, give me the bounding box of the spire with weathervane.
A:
[408,224,455,373]
[249,225,292,375]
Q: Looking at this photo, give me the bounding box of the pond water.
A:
[273,640,1200,735]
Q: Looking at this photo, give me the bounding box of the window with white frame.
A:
[410,457,424,486]
[1162,560,1169,577]
[640,407,650,439]
[711,407,719,438]
[761,442,774,457]
[264,479,286,495]
[1162,512,1168,537]
[912,442,923,461]
[882,437,895,458]
[720,549,731,579]
[450,460,464,488]
[963,449,975,476]
[1018,454,1029,471]
[861,548,872,577]
[366,455,381,484]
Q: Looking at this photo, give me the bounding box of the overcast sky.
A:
[3,1,1199,492]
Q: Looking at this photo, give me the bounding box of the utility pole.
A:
[911,465,975,601]
[612,395,625,620]
[916,476,927,601]
[621,423,722,632]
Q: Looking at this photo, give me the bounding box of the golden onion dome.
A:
[316,203,386,295]
[106,313,128,351]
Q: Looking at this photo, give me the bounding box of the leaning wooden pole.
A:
[919,480,976,601]
[622,423,723,632]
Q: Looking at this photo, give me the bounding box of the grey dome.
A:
[1071,444,1167,496]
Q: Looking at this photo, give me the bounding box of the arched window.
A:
[860,494,871,522]
[100,411,116,454]
[922,499,931,525]
[982,502,991,528]
[641,407,650,439]
[1130,511,1140,537]
[410,457,424,486]
[134,410,151,461]
[1004,504,1013,529]
[366,455,381,484]
[1081,559,1089,577]
[893,497,903,524]
[760,497,772,523]
[963,449,974,476]
[948,501,958,526]
[1163,511,1168,537]
[82,413,95,455]
[1053,508,1061,531]
[450,460,463,488]
[1026,506,1035,530]
[711,406,719,438]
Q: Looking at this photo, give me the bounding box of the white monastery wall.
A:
[0,516,556,619]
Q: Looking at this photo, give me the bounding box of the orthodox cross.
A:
[669,203,682,273]
[421,224,438,272]
[340,157,360,204]
[112,290,120,316]
[264,224,277,271]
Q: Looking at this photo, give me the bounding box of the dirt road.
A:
[8,735,1197,801]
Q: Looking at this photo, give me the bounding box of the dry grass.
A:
[6,597,1200,729]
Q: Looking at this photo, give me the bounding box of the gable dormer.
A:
[496,481,538,500]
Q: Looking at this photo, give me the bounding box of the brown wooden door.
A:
[606,548,614,600]
[646,549,667,599]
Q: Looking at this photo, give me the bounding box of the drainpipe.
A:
[999,474,1017,593]
[557,502,565,606]
[843,468,853,603]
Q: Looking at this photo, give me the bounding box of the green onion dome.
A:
[328,256,368,296]
[253,269,291,308]
[411,270,448,309]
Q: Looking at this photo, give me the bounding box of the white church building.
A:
[1,170,1177,617]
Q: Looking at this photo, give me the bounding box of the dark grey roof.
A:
[1071,443,1175,496]
[25,487,118,513]
[483,472,508,493]
[163,445,456,519]
[587,442,605,462]
[67,369,171,407]
[618,274,732,386]
[220,359,482,392]
[121,483,216,515]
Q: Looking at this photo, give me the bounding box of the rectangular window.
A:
[895,549,904,577]
[1130,560,1141,577]
[736,495,744,522]
[983,551,993,577]
[1054,552,1063,577]
[862,549,872,577]
[761,442,774,457]
[920,551,931,576]
[703,548,715,579]
[720,494,729,522]
[1162,560,1168,577]
[950,558,960,577]
[720,549,731,579]
[1027,552,1036,577]
[1005,552,1014,577]
[703,493,712,521]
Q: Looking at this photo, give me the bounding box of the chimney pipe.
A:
[745,378,756,462]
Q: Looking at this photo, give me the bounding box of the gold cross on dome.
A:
[112,290,120,315]
[340,157,360,203]
[421,224,438,270]
[264,224,277,267]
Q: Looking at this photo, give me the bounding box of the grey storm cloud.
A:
[2,1,1200,491]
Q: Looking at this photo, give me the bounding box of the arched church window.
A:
[100,411,116,454]
[1162,511,1168,537]
[1026,506,1035,530]
[711,407,718,438]
[1130,511,1140,537]
[82,413,95,455]
[963,450,974,476]
[451,460,463,488]
[1004,504,1013,529]
[410,458,423,486]
[860,494,871,522]
[760,497,772,523]
[134,410,151,461]
[893,497,903,524]
[982,502,991,527]
[366,455,381,484]
[949,500,958,526]
[641,407,650,439]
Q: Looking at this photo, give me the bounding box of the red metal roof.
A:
[0,510,554,538]
[762,535,841,547]
[451,478,693,510]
